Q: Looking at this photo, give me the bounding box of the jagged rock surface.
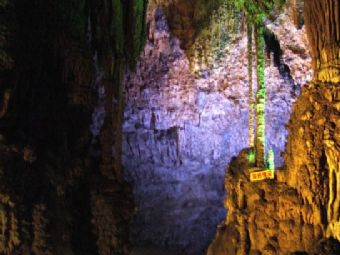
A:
[208,0,340,254]
[207,148,340,255]
[285,82,340,242]
[0,0,145,254]
[207,82,340,255]
[123,4,311,254]
[267,1,312,87]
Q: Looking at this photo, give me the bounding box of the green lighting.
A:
[255,24,266,168]
[267,149,275,170]
[247,22,255,148]
[247,150,256,165]
[231,0,285,168]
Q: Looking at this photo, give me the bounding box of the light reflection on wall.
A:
[122,6,309,253]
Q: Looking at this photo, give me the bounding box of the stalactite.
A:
[112,0,124,56]
[325,127,340,241]
[32,204,52,255]
[301,0,340,242]
[112,58,124,181]
[129,0,147,68]
[289,0,299,26]
[8,212,19,253]
[304,0,340,83]
[277,0,340,248]
[94,0,147,180]
[247,22,255,149]
[0,0,147,254]
[100,62,115,179]
[0,0,14,71]
[88,0,147,253]
[0,196,19,255]
[187,1,240,73]
[230,0,285,168]
[255,24,266,168]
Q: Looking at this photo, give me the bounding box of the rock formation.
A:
[124,1,311,254]
[0,0,146,254]
[208,0,340,254]
[0,0,339,254]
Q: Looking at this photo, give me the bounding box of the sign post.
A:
[249,169,274,182]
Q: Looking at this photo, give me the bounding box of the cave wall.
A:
[208,0,340,254]
[285,0,340,244]
[0,0,146,254]
[0,0,325,254]
[123,2,311,253]
[146,0,226,53]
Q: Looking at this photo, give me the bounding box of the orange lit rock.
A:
[209,0,340,253]
[207,148,328,254]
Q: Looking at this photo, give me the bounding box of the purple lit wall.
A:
[122,6,311,254]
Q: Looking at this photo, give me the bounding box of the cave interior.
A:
[0,0,340,255]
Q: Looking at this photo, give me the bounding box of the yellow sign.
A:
[250,170,275,182]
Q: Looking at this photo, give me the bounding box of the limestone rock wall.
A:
[207,82,340,255]
[208,1,340,254]
[285,82,340,242]
[123,3,311,254]
[207,148,339,255]
[0,0,146,254]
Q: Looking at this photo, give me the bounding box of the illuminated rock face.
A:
[123,4,311,254]
[208,85,340,255]
[208,148,340,255]
[285,0,340,245]
[285,82,340,242]
[208,149,322,255]
[208,0,340,254]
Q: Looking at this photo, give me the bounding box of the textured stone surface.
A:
[147,0,225,53]
[0,0,145,254]
[267,1,312,87]
[208,0,340,254]
[207,146,340,255]
[285,82,340,242]
[0,0,325,254]
[207,82,340,255]
[123,3,311,253]
[207,149,322,255]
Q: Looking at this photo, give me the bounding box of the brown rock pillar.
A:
[305,0,340,83]
[285,0,340,242]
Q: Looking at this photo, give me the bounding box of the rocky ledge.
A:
[208,147,340,255]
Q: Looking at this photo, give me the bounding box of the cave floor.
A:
[131,246,181,255]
